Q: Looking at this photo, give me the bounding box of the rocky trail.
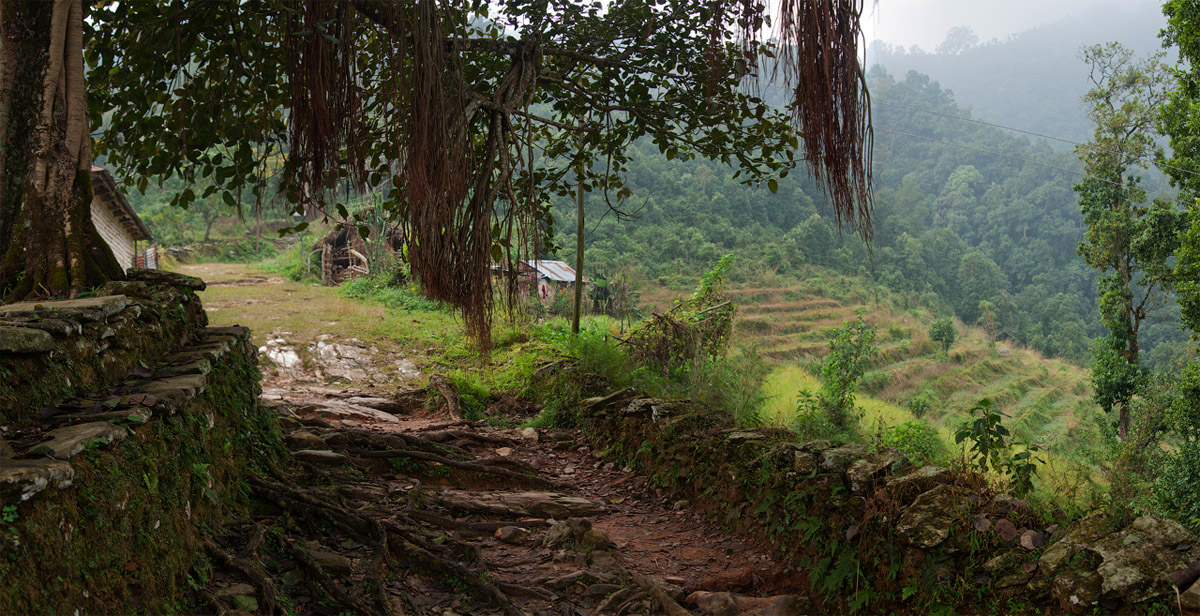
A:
[180,264,809,616]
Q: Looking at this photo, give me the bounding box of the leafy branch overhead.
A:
[86,0,874,349]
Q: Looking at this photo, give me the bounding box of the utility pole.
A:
[572,146,584,335]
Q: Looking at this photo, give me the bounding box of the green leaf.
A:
[767,178,778,194]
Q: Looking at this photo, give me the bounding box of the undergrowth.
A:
[260,239,321,283]
[338,275,446,312]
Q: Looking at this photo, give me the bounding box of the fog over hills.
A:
[868,3,1168,145]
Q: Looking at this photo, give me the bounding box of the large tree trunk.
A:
[0,0,124,303]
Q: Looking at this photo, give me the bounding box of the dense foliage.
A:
[550,66,1190,367]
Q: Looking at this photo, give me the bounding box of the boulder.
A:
[306,550,352,575]
[686,591,740,615]
[1038,514,1112,576]
[137,374,208,413]
[542,518,594,549]
[791,450,818,474]
[895,484,963,548]
[1181,578,1200,612]
[995,519,1021,545]
[820,443,870,471]
[0,326,54,353]
[1041,515,1198,609]
[1092,516,1198,606]
[846,450,905,493]
[884,465,953,500]
[495,526,528,544]
[580,527,612,549]
[580,388,639,416]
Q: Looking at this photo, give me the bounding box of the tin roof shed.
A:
[519,260,586,283]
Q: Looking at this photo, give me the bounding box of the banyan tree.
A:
[1,0,873,350]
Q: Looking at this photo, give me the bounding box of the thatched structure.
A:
[316,213,402,285]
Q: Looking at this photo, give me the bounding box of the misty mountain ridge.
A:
[868,5,1168,145]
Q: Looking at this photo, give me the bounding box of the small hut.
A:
[315,210,403,285]
[517,259,587,303]
[89,166,156,270]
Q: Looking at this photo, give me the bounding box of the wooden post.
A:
[572,151,584,336]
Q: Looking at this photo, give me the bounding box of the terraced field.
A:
[637,275,1100,464]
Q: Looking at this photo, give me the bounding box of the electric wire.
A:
[875,100,1200,184]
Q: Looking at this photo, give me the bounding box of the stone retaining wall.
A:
[580,390,1200,614]
[0,268,207,423]
[0,273,282,614]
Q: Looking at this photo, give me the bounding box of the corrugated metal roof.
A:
[520,260,584,283]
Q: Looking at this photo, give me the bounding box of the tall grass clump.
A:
[338,273,445,312]
[261,239,321,283]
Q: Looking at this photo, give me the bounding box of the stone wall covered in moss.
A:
[0,268,209,423]
[580,390,1200,614]
[0,272,282,614]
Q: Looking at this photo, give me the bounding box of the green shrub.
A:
[1154,435,1200,530]
[859,369,895,394]
[906,391,933,418]
[261,241,320,283]
[882,420,944,464]
[955,398,1043,496]
[338,275,445,312]
[447,371,492,420]
[929,317,956,354]
[818,314,877,428]
[790,390,844,440]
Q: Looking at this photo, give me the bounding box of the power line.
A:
[876,101,1079,146]
[875,100,1200,184]
[876,126,1189,206]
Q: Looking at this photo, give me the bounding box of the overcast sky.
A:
[861,0,1164,51]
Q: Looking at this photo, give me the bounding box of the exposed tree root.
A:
[237,524,266,560]
[405,509,550,533]
[418,428,515,445]
[430,375,463,419]
[279,538,378,616]
[203,539,285,616]
[199,591,231,616]
[627,569,691,616]
[347,447,557,487]
[247,474,523,616]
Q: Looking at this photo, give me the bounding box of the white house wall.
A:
[90,199,135,269]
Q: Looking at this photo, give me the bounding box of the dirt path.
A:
[179,264,806,615]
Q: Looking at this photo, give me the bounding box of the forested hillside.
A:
[550,66,1188,369]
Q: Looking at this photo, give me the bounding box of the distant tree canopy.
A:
[70,0,874,349]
